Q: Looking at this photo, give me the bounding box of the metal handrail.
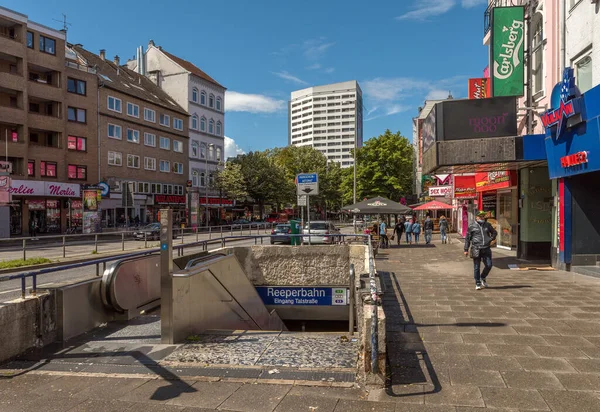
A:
[367,237,379,374]
[1,233,371,300]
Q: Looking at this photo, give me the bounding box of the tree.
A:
[342,130,413,204]
[211,162,248,202]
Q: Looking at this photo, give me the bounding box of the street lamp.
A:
[205,143,214,227]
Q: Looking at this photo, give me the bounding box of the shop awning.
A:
[412,200,454,211]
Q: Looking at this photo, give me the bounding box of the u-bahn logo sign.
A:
[540,67,586,139]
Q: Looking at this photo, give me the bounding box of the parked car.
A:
[231,219,251,229]
[302,221,341,244]
[133,223,178,240]
[270,223,292,244]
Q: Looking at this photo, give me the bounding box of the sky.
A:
[6,0,490,158]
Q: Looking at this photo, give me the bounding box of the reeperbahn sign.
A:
[540,67,586,139]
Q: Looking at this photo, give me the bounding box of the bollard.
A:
[94,234,98,254]
[209,226,212,239]
[62,236,66,258]
[121,232,125,251]
[181,228,184,244]
[23,239,26,261]
[31,274,37,296]
[145,232,147,249]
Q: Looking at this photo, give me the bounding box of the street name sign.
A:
[256,287,348,306]
[296,173,319,195]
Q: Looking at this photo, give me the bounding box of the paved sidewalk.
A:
[371,238,600,411]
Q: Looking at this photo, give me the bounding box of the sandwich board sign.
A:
[296,173,319,196]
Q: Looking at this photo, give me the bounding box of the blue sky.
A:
[6,0,490,157]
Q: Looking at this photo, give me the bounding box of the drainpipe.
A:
[525,0,535,135]
[560,0,566,73]
[97,80,104,183]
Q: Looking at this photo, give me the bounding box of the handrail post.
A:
[220,226,223,238]
[196,226,199,242]
[121,232,125,251]
[62,236,66,258]
[94,234,98,254]
[349,264,355,335]
[145,232,147,248]
[31,274,37,296]
[209,226,212,239]
[181,228,184,244]
[23,239,26,261]
[21,276,26,299]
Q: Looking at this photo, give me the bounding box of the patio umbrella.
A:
[412,200,453,211]
[342,196,413,215]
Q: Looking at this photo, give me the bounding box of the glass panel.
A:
[28,161,34,176]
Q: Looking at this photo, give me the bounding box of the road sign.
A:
[297,195,307,207]
[296,173,319,196]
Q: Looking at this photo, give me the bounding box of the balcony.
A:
[28,97,62,132]
[28,128,61,149]
[484,0,527,36]
[0,18,24,58]
[0,86,25,124]
[28,63,62,100]
[0,124,25,160]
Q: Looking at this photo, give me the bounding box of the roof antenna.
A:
[53,13,72,34]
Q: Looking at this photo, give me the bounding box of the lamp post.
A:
[205,143,214,227]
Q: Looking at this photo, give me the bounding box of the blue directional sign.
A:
[296,173,319,195]
[256,286,348,306]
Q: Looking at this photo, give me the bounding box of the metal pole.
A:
[349,264,355,335]
[160,208,174,344]
[145,231,147,248]
[307,195,311,245]
[196,226,199,242]
[121,232,125,251]
[21,276,25,299]
[209,226,212,239]
[62,235,66,258]
[22,238,26,261]
[94,234,98,254]
[525,0,534,135]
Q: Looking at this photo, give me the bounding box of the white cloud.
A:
[272,71,308,85]
[461,0,486,8]
[224,136,245,160]
[362,77,429,101]
[396,0,455,21]
[324,67,335,74]
[426,89,452,100]
[307,63,322,70]
[225,91,286,113]
[303,39,336,60]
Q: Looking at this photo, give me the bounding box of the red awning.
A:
[412,200,454,211]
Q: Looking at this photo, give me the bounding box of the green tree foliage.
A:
[211,162,248,201]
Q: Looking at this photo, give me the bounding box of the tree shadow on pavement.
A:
[379,271,508,398]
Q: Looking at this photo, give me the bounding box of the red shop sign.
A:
[200,197,234,206]
[475,170,515,192]
[561,151,588,168]
[454,176,477,199]
[155,195,186,204]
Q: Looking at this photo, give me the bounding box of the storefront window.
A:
[45,200,61,233]
[70,200,82,229]
[10,202,22,235]
[498,192,516,248]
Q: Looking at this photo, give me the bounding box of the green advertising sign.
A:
[491,6,525,97]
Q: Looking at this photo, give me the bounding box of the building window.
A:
[532,12,544,96]
[108,123,122,139]
[192,88,198,103]
[67,78,86,95]
[216,97,222,111]
[39,35,56,55]
[192,169,200,186]
[160,113,170,127]
[191,114,198,130]
[40,161,57,177]
[68,107,86,123]
[200,172,206,187]
[108,151,122,166]
[216,121,222,136]
[209,94,214,108]
[108,96,122,113]
[127,129,140,144]
[151,183,162,194]
[173,162,183,174]
[173,140,183,153]
[575,54,593,93]
[159,136,170,150]
[144,108,156,122]
[200,117,206,131]
[27,31,33,48]
[200,143,206,159]
[192,141,199,157]
[127,154,140,169]
[208,144,214,160]
[159,160,170,173]
[68,164,86,180]
[127,102,139,118]
[144,157,156,171]
[173,118,183,131]
[216,147,221,161]
[209,119,214,134]
[144,132,156,147]
[67,136,86,151]
[200,91,206,105]
[28,160,35,176]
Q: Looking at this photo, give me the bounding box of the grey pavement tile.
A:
[424,385,484,407]
[0,392,88,412]
[35,375,110,397]
[486,344,538,357]
[0,373,61,396]
[274,394,338,412]
[165,381,242,409]
[580,346,600,358]
[368,384,426,403]
[567,358,600,373]
[502,335,550,346]
[420,333,463,344]
[395,405,457,412]
[73,377,150,400]
[217,383,291,412]
[443,343,490,356]
[531,345,588,358]
[436,325,479,334]
[501,371,564,390]
[539,389,600,412]
[517,357,577,373]
[427,354,471,369]
[513,326,560,336]
[67,399,139,412]
[480,387,550,410]
[287,385,367,400]
[389,332,422,343]
[449,368,505,387]
[542,336,595,347]
[583,336,600,347]
[554,372,600,390]
[469,355,522,371]
[461,334,504,344]
[119,379,198,404]
[128,404,186,412]
[333,399,395,411]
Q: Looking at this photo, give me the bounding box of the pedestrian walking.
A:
[379,219,389,249]
[412,220,421,244]
[439,215,449,244]
[423,215,434,244]
[394,218,405,246]
[404,218,413,244]
[464,211,498,290]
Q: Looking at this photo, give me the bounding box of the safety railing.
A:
[368,240,379,374]
[0,233,373,301]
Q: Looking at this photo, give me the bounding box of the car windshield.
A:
[275,225,290,232]
[305,223,328,230]
[143,223,160,230]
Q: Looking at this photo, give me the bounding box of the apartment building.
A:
[0,7,98,237]
[566,0,598,93]
[72,46,190,226]
[289,81,363,168]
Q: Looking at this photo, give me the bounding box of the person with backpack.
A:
[412,219,422,244]
[423,215,434,244]
[404,218,413,244]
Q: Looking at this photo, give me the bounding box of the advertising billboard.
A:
[491,6,525,97]
[454,175,477,199]
[468,78,491,99]
[441,97,517,141]
[475,170,516,192]
[428,186,452,197]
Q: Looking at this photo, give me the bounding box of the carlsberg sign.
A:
[491,6,525,97]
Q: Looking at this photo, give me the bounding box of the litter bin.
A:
[290,219,301,246]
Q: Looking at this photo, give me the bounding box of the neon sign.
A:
[540,68,585,138]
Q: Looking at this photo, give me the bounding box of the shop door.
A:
[498,191,516,249]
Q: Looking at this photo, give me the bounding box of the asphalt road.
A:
[0,237,264,302]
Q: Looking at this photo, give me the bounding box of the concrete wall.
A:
[231,245,369,286]
[0,293,57,363]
